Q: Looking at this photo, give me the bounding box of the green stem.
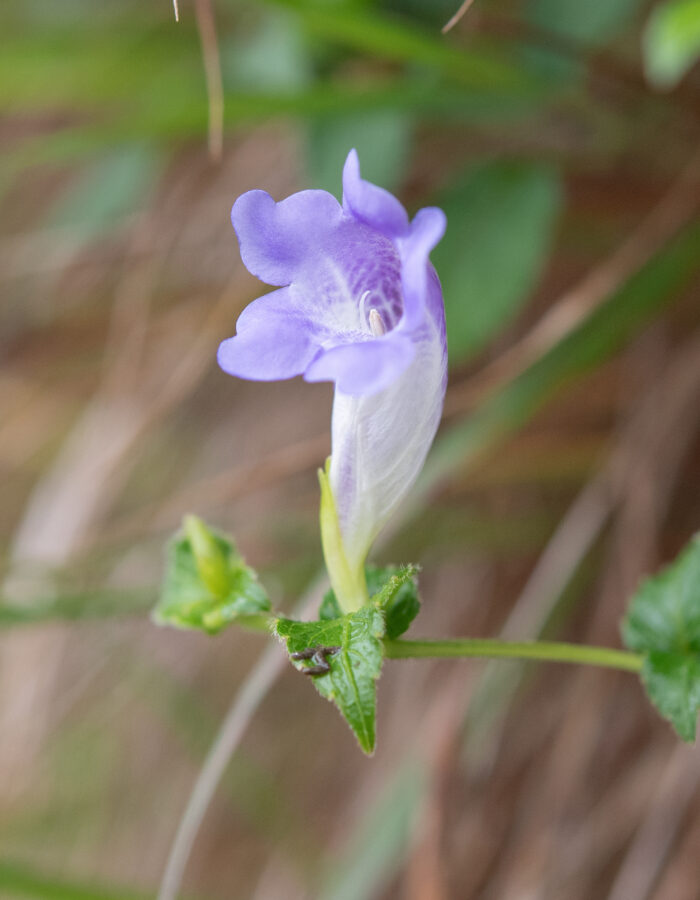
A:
[235,613,274,633]
[383,637,643,673]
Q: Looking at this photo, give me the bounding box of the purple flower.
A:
[218,150,447,611]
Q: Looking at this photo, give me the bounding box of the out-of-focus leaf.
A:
[276,605,385,754]
[319,759,427,900]
[644,0,700,88]
[528,0,644,45]
[306,110,412,196]
[367,565,420,639]
[623,534,700,740]
[268,0,545,92]
[433,161,562,366]
[381,0,458,26]
[47,144,160,235]
[153,516,270,635]
[221,11,313,93]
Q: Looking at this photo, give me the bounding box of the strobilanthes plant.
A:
[217,149,447,614]
[154,150,700,757]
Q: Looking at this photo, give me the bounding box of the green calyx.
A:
[318,457,369,614]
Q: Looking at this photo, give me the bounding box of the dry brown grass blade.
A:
[505,332,700,898]
[607,744,700,900]
[442,0,478,34]
[0,138,296,795]
[84,431,329,552]
[156,584,322,900]
[194,0,224,163]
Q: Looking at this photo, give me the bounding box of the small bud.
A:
[183,514,230,598]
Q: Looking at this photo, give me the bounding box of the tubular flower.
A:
[218,150,447,612]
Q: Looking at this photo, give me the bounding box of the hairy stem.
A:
[383,637,643,672]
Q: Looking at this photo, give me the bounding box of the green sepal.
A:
[154,515,270,635]
[318,564,421,639]
[318,458,368,613]
[276,605,385,754]
[318,588,343,621]
[368,564,420,640]
[622,533,700,741]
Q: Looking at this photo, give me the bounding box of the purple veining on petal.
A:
[231,189,343,286]
[217,286,324,382]
[222,193,416,393]
[219,149,446,401]
[342,148,410,238]
[219,148,449,590]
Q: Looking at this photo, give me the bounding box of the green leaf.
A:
[267,0,541,91]
[317,565,420,639]
[641,652,700,742]
[306,110,412,197]
[623,535,700,656]
[319,587,343,621]
[367,565,420,640]
[622,534,700,740]
[276,605,385,754]
[154,516,270,635]
[221,11,313,94]
[432,161,562,366]
[644,0,700,89]
[528,0,644,45]
[46,144,160,236]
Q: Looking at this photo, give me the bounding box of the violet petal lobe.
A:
[231,188,343,286]
[397,206,447,331]
[217,287,322,381]
[219,149,448,604]
[304,333,415,396]
[342,148,410,239]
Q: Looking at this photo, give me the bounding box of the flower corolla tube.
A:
[218,150,447,613]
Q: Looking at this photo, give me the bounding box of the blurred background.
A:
[2,0,700,898]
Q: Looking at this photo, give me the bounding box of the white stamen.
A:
[358,290,371,323]
[369,308,386,337]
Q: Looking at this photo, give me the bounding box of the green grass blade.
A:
[0,858,152,900]
[0,588,153,626]
[266,0,540,91]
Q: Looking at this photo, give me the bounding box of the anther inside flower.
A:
[218,150,447,612]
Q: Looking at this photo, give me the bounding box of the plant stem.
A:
[236,613,274,633]
[383,637,643,672]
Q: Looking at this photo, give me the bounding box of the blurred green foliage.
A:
[2,0,700,897]
[644,0,700,87]
[528,0,644,44]
[434,161,562,365]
